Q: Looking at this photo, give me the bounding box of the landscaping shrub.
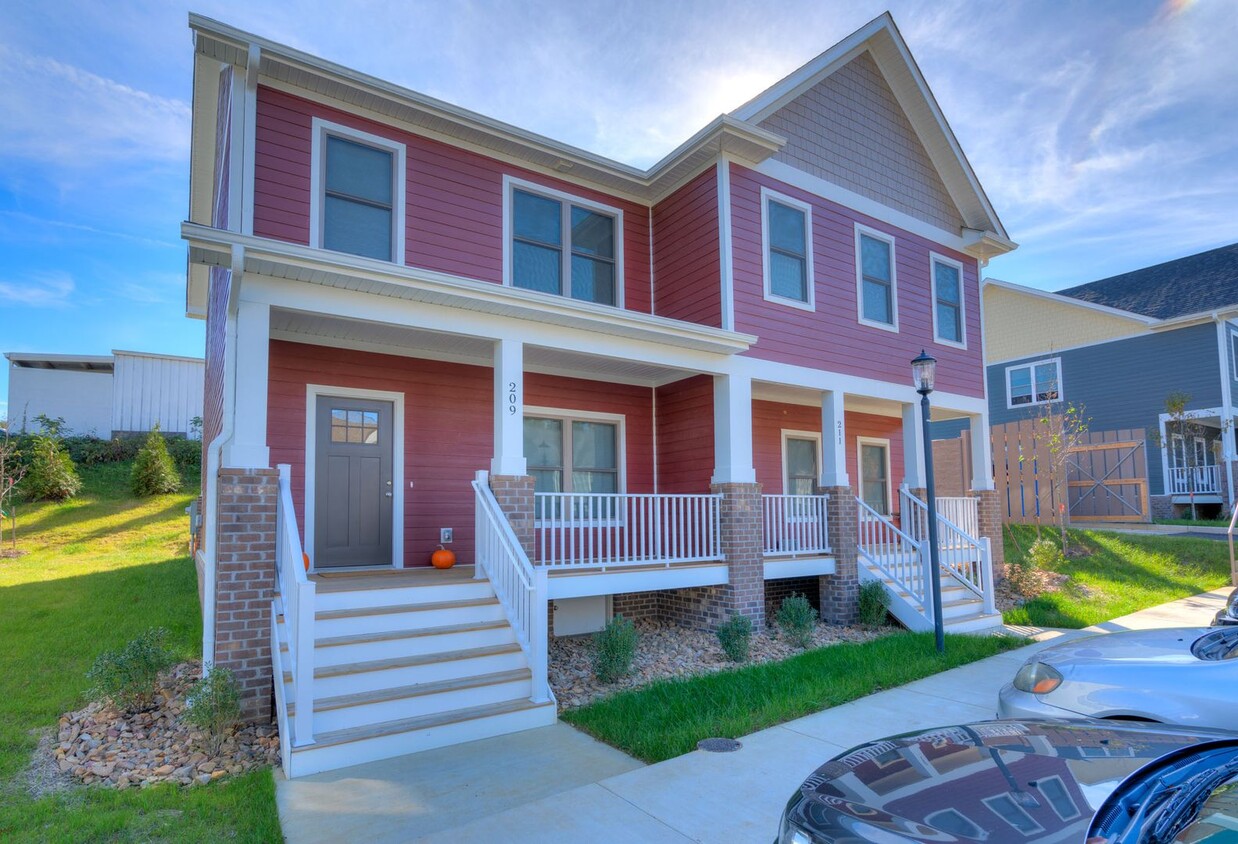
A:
[716,612,753,662]
[593,614,638,683]
[857,580,890,627]
[184,667,241,751]
[131,425,181,496]
[64,435,142,466]
[1028,536,1065,569]
[21,434,82,501]
[167,436,202,471]
[87,627,176,712]
[776,593,816,649]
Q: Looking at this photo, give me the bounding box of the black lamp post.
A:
[911,350,945,654]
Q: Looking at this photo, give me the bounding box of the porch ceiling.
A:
[752,382,971,421]
[270,308,697,387]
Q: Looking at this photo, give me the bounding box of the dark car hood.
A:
[784,720,1223,843]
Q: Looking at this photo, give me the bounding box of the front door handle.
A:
[385,491,393,497]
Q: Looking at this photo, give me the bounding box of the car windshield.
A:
[1190,628,1238,661]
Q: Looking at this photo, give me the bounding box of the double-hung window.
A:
[856,225,897,329]
[783,434,820,496]
[762,188,814,308]
[508,179,621,306]
[312,119,406,262]
[931,253,965,346]
[524,415,620,495]
[1006,358,1061,408]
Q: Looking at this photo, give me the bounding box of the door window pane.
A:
[861,444,888,514]
[786,438,818,496]
[330,407,381,445]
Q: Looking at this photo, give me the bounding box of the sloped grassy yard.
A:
[0,462,281,843]
[1002,525,1231,628]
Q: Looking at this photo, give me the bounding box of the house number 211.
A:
[507,382,519,415]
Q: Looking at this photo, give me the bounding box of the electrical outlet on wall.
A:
[440,528,453,544]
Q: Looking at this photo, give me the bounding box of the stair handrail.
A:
[899,488,989,605]
[274,464,315,746]
[472,471,551,704]
[855,496,927,612]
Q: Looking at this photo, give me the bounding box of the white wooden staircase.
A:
[856,489,1003,635]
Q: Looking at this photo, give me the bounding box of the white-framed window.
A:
[504,176,623,307]
[761,188,814,310]
[855,224,898,331]
[1170,433,1215,469]
[1005,358,1062,408]
[781,430,822,495]
[523,408,624,495]
[982,793,1044,836]
[857,437,892,515]
[930,252,966,347]
[309,118,406,262]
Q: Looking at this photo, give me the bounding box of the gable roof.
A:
[1058,242,1238,320]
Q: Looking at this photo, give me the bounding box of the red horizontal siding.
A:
[252,87,652,313]
[655,375,715,494]
[729,162,984,398]
[653,167,721,327]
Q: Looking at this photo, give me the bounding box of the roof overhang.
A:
[4,353,116,372]
[983,278,1158,325]
[181,223,756,357]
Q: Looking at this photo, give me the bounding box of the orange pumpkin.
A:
[430,545,456,569]
[302,552,311,572]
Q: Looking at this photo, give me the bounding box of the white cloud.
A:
[0,272,75,308]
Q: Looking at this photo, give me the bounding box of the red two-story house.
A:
[183,12,1016,776]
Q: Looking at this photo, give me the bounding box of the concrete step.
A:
[312,619,516,667]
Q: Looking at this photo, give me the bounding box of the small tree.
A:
[1150,392,1219,521]
[22,434,82,502]
[131,424,181,496]
[0,425,27,553]
[1021,403,1089,552]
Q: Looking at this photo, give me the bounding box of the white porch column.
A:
[902,402,925,490]
[969,410,995,491]
[491,338,527,476]
[821,390,849,487]
[712,373,755,484]
[222,299,270,468]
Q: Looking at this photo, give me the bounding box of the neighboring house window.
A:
[762,188,814,309]
[508,179,621,306]
[783,433,821,495]
[931,253,965,346]
[523,415,620,494]
[1035,776,1080,821]
[311,119,406,262]
[1006,359,1061,408]
[856,225,897,330]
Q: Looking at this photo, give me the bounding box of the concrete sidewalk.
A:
[277,587,1230,843]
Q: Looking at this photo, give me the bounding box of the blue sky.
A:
[2,0,1236,419]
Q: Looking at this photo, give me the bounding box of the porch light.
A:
[911,349,937,395]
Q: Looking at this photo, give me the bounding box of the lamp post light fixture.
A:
[911,349,945,654]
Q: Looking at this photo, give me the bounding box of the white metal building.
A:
[5,350,205,437]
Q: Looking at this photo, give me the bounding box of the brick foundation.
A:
[973,489,1005,579]
[489,475,535,559]
[712,482,765,629]
[213,468,277,724]
[820,487,859,624]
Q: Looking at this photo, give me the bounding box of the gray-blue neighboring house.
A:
[969,242,1238,519]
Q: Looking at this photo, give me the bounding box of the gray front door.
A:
[314,396,394,568]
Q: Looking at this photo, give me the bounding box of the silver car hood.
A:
[1037,627,1210,667]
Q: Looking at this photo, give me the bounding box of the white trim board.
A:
[304,384,406,571]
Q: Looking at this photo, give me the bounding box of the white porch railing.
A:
[934,496,980,539]
[762,494,831,557]
[274,464,315,746]
[1169,465,1221,495]
[856,497,929,617]
[899,488,995,614]
[473,472,550,703]
[533,492,722,569]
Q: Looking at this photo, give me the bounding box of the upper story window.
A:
[855,225,898,331]
[506,177,622,307]
[1006,358,1061,408]
[310,118,406,262]
[931,253,965,347]
[762,188,814,309]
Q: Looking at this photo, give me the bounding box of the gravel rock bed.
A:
[549,619,887,710]
[52,661,278,789]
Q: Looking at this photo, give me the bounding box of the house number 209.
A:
[507,382,519,415]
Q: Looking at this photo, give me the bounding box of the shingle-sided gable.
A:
[758,51,963,232]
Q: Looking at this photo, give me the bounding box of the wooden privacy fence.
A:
[992,421,1150,524]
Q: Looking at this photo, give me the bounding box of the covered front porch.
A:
[1157,408,1238,512]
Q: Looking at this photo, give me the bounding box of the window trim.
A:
[854,223,899,332]
[309,117,407,263]
[1229,331,1238,382]
[761,187,815,311]
[502,175,625,308]
[929,251,967,349]
[1005,357,1063,410]
[781,430,823,495]
[856,436,893,515]
[525,407,627,527]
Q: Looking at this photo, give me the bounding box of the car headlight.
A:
[1013,661,1063,694]
[778,812,815,844]
[1227,588,1238,617]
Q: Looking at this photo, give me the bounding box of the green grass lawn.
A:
[1154,517,1230,527]
[1002,525,1232,629]
[562,632,1023,763]
[0,462,282,843]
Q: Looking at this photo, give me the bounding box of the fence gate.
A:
[992,421,1150,524]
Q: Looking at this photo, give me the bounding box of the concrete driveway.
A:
[277,587,1230,843]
